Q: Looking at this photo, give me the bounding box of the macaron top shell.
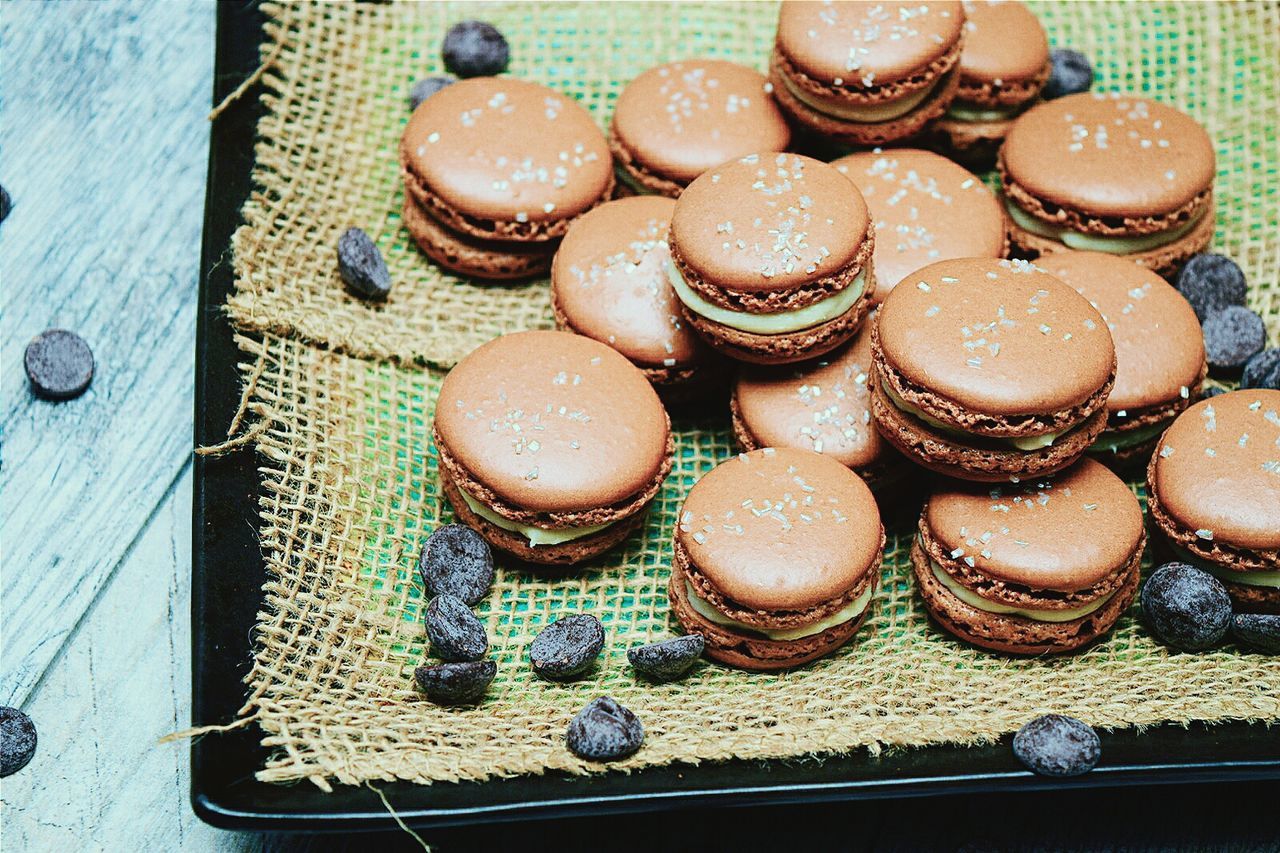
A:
[877,258,1114,415]
[435,330,669,513]
[402,77,611,224]
[735,326,889,470]
[776,0,964,86]
[1002,93,1216,217]
[612,60,791,184]
[1151,390,1280,551]
[957,1,1049,83]
[678,447,881,611]
[925,458,1143,590]
[1038,252,1204,412]
[551,197,701,367]
[672,153,870,293]
[833,149,1004,299]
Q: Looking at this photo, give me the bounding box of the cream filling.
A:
[1004,197,1205,254]
[882,382,1062,450]
[458,487,614,547]
[781,73,938,122]
[1169,544,1280,589]
[929,558,1114,622]
[614,164,658,196]
[1089,419,1171,453]
[666,260,865,335]
[945,103,1020,122]
[684,579,873,641]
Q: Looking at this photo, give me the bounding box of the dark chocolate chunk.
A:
[1201,385,1228,398]
[24,329,94,401]
[419,524,494,606]
[408,76,456,110]
[0,183,11,223]
[1175,253,1248,321]
[1012,714,1100,777]
[1203,306,1265,373]
[1141,563,1232,651]
[530,614,604,680]
[1231,614,1280,655]
[0,706,37,777]
[627,634,704,682]
[414,660,496,705]
[442,20,509,78]
[565,697,644,761]
[1042,49,1093,100]
[1241,348,1280,390]
[426,593,488,662]
[337,227,391,300]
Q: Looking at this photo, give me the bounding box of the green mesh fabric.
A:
[224,3,1280,789]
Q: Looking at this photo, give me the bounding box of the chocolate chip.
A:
[1141,563,1232,651]
[1012,714,1099,777]
[566,697,644,761]
[1231,614,1280,654]
[627,634,704,682]
[442,20,509,78]
[415,660,496,705]
[1241,348,1280,390]
[408,76,456,110]
[1176,253,1247,320]
[1042,49,1093,100]
[337,227,391,301]
[24,329,94,400]
[530,614,604,680]
[426,593,488,661]
[0,707,37,777]
[1203,306,1265,373]
[0,183,11,223]
[419,525,494,606]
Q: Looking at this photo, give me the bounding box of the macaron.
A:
[870,257,1115,482]
[670,447,884,670]
[433,330,673,565]
[833,148,1006,303]
[667,152,876,365]
[1000,93,1216,276]
[912,458,1144,654]
[550,196,716,402]
[770,0,964,146]
[1037,252,1206,466]
[1147,390,1280,614]
[932,1,1050,159]
[609,60,791,198]
[400,77,613,280]
[731,324,906,490]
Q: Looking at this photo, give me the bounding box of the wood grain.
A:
[0,0,210,707]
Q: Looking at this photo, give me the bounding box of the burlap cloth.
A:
[221,2,1280,790]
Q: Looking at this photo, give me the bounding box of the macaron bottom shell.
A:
[402,198,554,281]
[910,538,1142,654]
[1147,534,1280,616]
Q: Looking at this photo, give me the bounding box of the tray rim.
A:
[190,0,1280,832]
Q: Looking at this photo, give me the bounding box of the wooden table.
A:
[2,3,1273,850]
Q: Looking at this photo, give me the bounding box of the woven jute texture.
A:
[226,3,1280,789]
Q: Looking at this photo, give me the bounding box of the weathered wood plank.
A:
[0,0,213,706]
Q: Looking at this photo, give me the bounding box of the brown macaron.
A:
[1147,390,1280,614]
[670,447,884,671]
[770,0,965,146]
[433,330,672,565]
[1000,93,1216,276]
[667,152,876,365]
[400,77,614,281]
[609,60,791,198]
[932,1,1050,159]
[833,148,1006,303]
[871,257,1116,482]
[732,324,905,490]
[550,196,717,402]
[1038,251,1206,466]
[912,458,1145,654]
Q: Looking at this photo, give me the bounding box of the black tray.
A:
[191,1,1280,833]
